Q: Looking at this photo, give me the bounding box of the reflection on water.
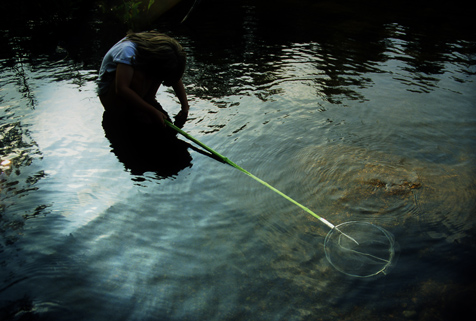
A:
[1,0,476,320]
[102,111,192,178]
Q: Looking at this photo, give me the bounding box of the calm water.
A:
[1,0,475,320]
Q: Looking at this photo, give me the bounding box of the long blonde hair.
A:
[126,30,186,85]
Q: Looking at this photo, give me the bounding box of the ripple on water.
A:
[291,143,476,243]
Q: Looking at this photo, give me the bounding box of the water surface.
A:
[1,0,475,320]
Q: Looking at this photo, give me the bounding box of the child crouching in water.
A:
[97,31,189,129]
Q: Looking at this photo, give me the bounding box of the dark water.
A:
[1,0,476,320]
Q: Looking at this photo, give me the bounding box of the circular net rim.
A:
[324,221,396,278]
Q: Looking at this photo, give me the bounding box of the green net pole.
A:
[166,120,335,230]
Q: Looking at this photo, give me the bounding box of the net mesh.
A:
[324,221,396,277]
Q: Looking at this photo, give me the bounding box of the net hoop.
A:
[324,221,396,278]
[164,121,398,278]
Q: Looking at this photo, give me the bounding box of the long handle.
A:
[165,120,335,230]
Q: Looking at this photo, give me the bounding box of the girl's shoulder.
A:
[110,38,137,65]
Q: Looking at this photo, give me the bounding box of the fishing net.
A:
[166,120,398,278]
[324,221,396,278]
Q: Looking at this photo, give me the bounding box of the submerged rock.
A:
[290,144,475,242]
